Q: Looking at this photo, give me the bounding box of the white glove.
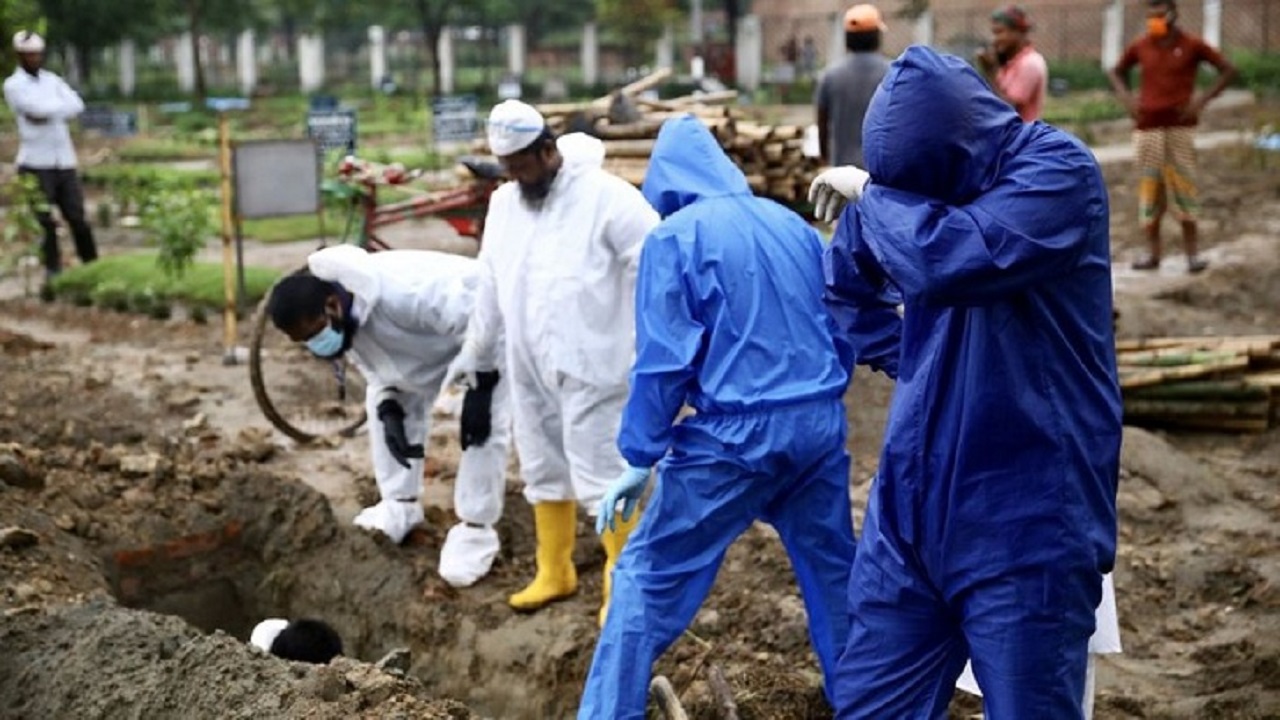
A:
[443,340,481,389]
[808,166,872,223]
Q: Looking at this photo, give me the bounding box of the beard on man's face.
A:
[518,168,558,205]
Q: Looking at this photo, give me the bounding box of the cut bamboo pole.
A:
[1117,351,1245,368]
[1119,357,1251,389]
[1127,415,1271,432]
[1124,399,1272,417]
[1126,380,1271,401]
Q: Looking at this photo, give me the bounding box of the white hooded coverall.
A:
[465,133,660,514]
[308,246,512,584]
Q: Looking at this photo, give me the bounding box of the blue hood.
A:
[642,115,751,218]
[863,46,1024,205]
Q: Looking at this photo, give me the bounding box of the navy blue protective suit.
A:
[824,47,1122,719]
[577,115,857,718]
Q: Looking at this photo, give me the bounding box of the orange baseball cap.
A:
[844,4,887,33]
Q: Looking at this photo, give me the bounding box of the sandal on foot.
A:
[1187,257,1209,274]
[1131,255,1160,271]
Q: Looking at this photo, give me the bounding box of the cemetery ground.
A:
[0,93,1278,718]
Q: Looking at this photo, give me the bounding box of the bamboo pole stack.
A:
[1117,335,1280,432]
[474,69,820,206]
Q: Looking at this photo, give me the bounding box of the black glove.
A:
[376,397,425,469]
[460,370,501,450]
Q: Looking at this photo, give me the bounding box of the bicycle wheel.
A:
[249,271,368,443]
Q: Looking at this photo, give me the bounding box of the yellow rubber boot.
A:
[509,500,579,611]
[598,510,640,627]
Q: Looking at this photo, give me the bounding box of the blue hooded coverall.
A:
[577,115,858,718]
[824,47,1122,719]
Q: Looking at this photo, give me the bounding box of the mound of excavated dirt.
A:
[0,601,471,720]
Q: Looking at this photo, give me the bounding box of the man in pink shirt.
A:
[977,4,1048,122]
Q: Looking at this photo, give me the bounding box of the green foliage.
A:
[0,0,43,76]
[1231,50,1280,97]
[1047,59,1112,93]
[139,186,218,279]
[1,174,48,260]
[595,0,678,65]
[50,251,280,312]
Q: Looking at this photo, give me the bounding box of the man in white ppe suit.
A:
[267,245,511,587]
[446,100,660,618]
[3,31,98,287]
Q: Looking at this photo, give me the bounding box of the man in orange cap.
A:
[815,4,889,167]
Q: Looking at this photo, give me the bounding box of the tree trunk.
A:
[74,44,93,86]
[188,0,207,101]
[425,24,442,98]
[724,0,740,49]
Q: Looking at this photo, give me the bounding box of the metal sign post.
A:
[218,113,238,366]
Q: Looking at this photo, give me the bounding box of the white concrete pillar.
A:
[176,32,196,92]
[368,25,387,90]
[656,22,675,70]
[914,10,935,47]
[1101,0,1125,70]
[1203,0,1223,48]
[297,33,325,93]
[119,40,136,97]
[829,14,845,68]
[582,22,599,87]
[735,14,762,92]
[438,27,455,95]
[691,0,704,44]
[237,30,256,96]
[507,24,526,76]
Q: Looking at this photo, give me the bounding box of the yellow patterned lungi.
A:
[1134,127,1198,227]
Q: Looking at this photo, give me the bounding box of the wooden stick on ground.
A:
[706,663,741,720]
[650,676,689,720]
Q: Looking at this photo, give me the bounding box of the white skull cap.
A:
[249,618,290,653]
[487,99,547,157]
[13,31,45,53]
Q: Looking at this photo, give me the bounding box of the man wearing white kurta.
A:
[3,31,97,282]
[446,101,660,615]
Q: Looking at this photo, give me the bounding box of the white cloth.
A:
[3,68,84,168]
[439,523,501,587]
[308,247,511,555]
[956,573,1121,703]
[511,370,628,515]
[249,618,289,653]
[465,134,657,513]
[487,99,547,156]
[13,31,44,53]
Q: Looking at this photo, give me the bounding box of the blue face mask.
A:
[305,325,345,358]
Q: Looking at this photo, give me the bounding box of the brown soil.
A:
[0,110,1278,719]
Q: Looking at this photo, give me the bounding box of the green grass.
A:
[80,163,220,190]
[1042,91,1127,125]
[240,210,352,244]
[114,137,217,162]
[50,251,280,310]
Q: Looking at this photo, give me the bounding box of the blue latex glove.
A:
[596,465,652,534]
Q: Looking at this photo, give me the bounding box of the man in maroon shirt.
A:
[1108,0,1236,274]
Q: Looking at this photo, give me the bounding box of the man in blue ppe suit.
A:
[578,115,858,719]
[813,46,1122,719]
